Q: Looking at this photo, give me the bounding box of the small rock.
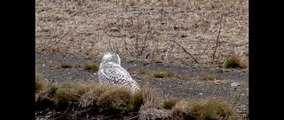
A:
[239,104,247,110]
[214,80,222,85]
[195,34,201,38]
[42,64,45,67]
[231,82,241,87]
[198,93,203,95]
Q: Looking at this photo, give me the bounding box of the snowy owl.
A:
[98,52,140,93]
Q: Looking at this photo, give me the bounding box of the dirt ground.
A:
[36,0,248,64]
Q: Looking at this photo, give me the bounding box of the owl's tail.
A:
[131,82,140,93]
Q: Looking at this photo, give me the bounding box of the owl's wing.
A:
[100,66,133,85]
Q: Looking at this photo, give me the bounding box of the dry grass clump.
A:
[137,69,175,79]
[130,88,156,111]
[52,82,84,103]
[35,74,45,93]
[138,68,192,81]
[97,87,132,109]
[35,80,158,118]
[60,63,73,68]
[83,63,99,72]
[170,100,195,119]
[188,99,234,120]
[153,71,174,78]
[169,99,241,120]
[35,80,242,119]
[200,74,222,81]
[223,55,247,69]
[162,97,179,110]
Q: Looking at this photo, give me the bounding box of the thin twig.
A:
[170,40,199,63]
[134,33,139,56]
[41,29,72,52]
[125,115,139,120]
[145,47,157,59]
[199,39,211,58]
[85,41,96,55]
[138,20,151,57]
[123,37,129,51]
[212,14,224,62]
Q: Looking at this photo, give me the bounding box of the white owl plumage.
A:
[98,52,140,93]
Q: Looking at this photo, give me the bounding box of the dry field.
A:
[36,0,248,65]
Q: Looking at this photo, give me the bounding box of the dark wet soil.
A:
[36,52,248,115]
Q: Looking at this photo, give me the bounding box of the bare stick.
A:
[199,39,211,58]
[134,34,139,57]
[124,17,131,53]
[85,41,96,55]
[138,20,151,57]
[212,14,224,62]
[41,29,72,52]
[123,36,129,51]
[170,40,199,63]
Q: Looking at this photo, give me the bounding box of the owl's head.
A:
[101,52,121,65]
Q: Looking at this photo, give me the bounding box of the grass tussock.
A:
[153,71,174,78]
[36,80,243,119]
[84,63,99,72]
[97,87,132,108]
[130,88,156,111]
[138,69,175,79]
[223,55,247,69]
[53,82,83,103]
[200,74,218,81]
[188,99,234,120]
[60,63,73,68]
[35,74,45,93]
[162,97,179,110]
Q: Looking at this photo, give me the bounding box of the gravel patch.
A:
[36,52,248,114]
